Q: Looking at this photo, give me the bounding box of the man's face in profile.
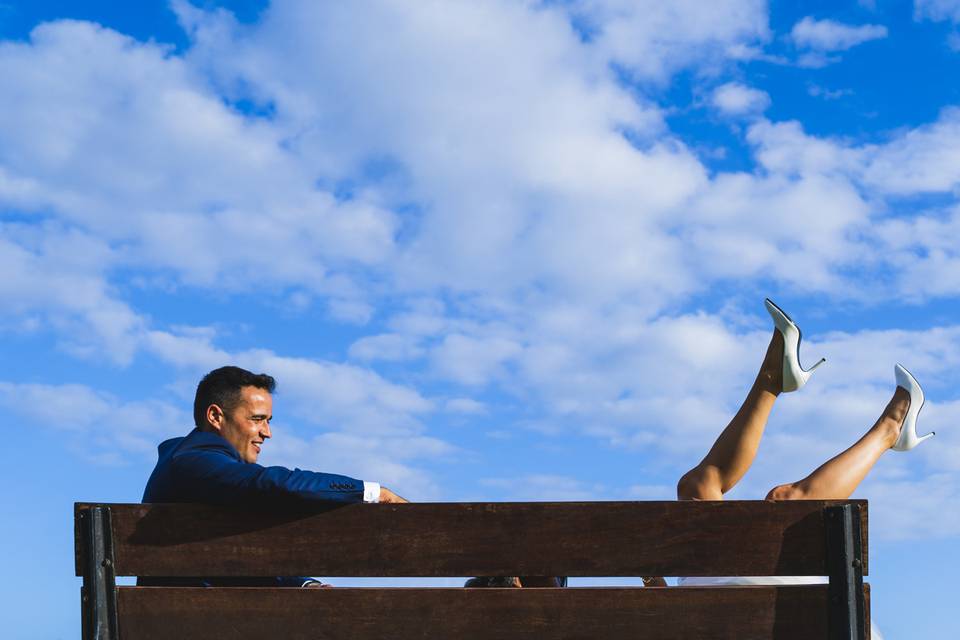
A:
[213,385,273,463]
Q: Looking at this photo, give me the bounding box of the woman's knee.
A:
[676,472,697,500]
[765,482,807,501]
[677,466,723,500]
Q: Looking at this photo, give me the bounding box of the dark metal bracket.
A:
[81,506,118,640]
[825,504,866,640]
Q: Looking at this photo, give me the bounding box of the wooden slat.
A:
[116,585,870,640]
[75,500,867,578]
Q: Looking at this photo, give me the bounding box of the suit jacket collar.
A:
[157,428,243,462]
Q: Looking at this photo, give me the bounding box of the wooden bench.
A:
[75,499,869,639]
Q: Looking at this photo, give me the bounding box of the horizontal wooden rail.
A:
[115,585,869,640]
[75,500,867,578]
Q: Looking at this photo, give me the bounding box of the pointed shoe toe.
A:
[764,298,826,393]
[892,364,934,452]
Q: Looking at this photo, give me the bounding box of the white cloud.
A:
[914,1,960,49]
[0,18,398,310]
[790,16,888,52]
[444,398,488,415]
[251,350,433,434]
[0,223,143,363]
[0,381,185,463]
[176,0,714,308]
[745,120,860,176]
[795,52,842,69]
[480,474,605,501]
[686,175,870,293]
[868,206,960,300]
[569,0,770,82]
[726,113,960,299]
[807,84,853,100]
[711,82,771,116]
[915,0,960,23]
[151,0,960,319]
[860,107,960,194]
[746,109,960,199]
[626,484,676,499]
[863,475,960,540]
[263,427,453,499]
[141,329,434,433]
[8,1,937,369]
[0,7,954,345]
[949,31,960,50]
[431,333,523,386]
[4,4,954,368]
[348,333,425,363]
[142,330,231,370]
[0,17,412,363]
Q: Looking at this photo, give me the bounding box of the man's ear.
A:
[205,404,226,433]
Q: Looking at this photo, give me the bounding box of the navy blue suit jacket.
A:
[140,428,366,587]
[143,428,366,506]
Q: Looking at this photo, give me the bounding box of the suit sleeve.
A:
[170,442,366,506]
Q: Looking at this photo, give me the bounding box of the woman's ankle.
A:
[878,387,911,447]
[756,330,784,395]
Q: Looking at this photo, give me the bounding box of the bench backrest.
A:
[75,500,868,639]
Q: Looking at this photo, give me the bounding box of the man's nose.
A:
[261,423,272,439]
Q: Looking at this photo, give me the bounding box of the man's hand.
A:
[379,486,409,503]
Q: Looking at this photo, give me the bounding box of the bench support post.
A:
[825,504,866,640]
[81,506,118,640]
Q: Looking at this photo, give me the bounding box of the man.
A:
[141,365,406,587]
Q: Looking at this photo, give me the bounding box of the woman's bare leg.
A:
[766,387,910,500]
[677,331,784,500]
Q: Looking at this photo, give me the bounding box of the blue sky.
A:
[2,1,960,637]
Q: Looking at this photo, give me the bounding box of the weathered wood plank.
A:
[116,585,868,640]
[75,500,867,578]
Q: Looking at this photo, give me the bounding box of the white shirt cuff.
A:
[363,481,380,503]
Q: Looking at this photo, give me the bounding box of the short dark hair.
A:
[194,366,276,428]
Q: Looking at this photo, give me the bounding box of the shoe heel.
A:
[765,298,824,392]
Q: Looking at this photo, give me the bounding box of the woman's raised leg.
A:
[676,330,785,500]
[766,386,911,501]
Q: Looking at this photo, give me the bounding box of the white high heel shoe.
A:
[764,298,826,393]
[892,364,935,451]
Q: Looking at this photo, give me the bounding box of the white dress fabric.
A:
[677,576,827,586]
[676,577,882,639]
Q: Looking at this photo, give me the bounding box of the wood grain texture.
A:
[75,500,867,578]
[116,585,871,640]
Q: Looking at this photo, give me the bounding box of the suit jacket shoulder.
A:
[142,428,366,506]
